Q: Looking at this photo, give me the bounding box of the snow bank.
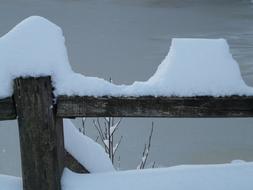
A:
[0,174,21,190]
[0,16,252,98]
[63,119,115,173]
[1,162,253,190]
[62,162,253,190]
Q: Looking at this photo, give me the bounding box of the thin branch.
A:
[81,117,86,134]
[142,122,154,168]
[110,118,122,137]
[93,119,108,150]
[137,122,154,169]
[113,136,123,155]
[93,120,103,139]
[152,161,156,168]
[117,156,121,170]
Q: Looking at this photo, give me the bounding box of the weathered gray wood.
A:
[14,76,64,190]
[65,151,89,173]
[0,97,16,120]
[57,95,253,118]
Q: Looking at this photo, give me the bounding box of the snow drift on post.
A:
[0,16,73,98]
[0,16,252,98]
[63,119,115,173]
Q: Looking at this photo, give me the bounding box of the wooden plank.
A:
[57,95,253,118]
[65,151,89,173]
[0,97,16,120]
[14,77,64,190]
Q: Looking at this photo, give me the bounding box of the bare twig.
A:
[81,117,86,135]
[137,122,154,169]
[113,136,123,155]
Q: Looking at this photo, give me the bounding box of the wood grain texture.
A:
[14,77,64,190]
[57,95,253,118]
[0,97,16,120]
[65,151,89,173]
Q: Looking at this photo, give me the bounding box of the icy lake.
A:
[0,0,253,176]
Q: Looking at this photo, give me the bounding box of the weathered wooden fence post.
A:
[13,76,64,190]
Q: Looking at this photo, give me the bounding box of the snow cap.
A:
[0,16,72,98]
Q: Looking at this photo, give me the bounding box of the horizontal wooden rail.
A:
[57,95,253,118]
[0,97,16,120]
[2,95,253,119]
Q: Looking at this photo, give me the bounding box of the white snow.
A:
[62,162,253,190]
[0,174,21,190]
[0,16,73,99]
[231,159,246,164]
[125,39,253,96]
[0,16,252,98]
[1,162,253,190]
[63,119,115,173]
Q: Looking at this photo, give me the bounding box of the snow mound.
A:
[0,16,252,98]
[125,39,253,96]
[0,16,73,98]
[62,162,253,190]
[63,119,115,173]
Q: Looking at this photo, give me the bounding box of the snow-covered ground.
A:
[1,162,253,190]
[1,118,253,190]
[62,162,253,190]
[0,16,252,98]
[62,119,253,190]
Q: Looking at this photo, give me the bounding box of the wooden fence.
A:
[0,76,253,190]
